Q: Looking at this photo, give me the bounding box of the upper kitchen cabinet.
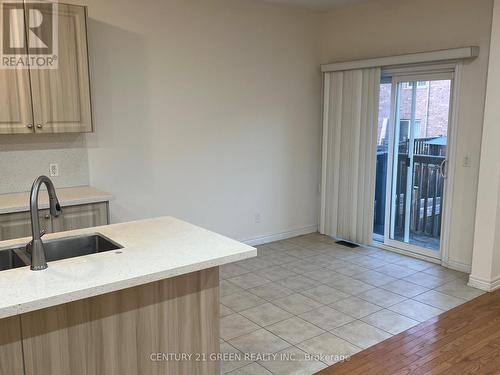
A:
[0,2,92,134]
[0,57,34,134]
[0,2,33,134]
[30,4,92,133]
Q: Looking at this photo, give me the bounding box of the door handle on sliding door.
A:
[440,159,448,179]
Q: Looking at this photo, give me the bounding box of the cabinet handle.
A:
[27,124,33,129]
[36,124,44,129]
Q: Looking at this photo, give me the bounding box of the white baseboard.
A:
[243,225,318,246]
[442,259,472,274]
[468,274,500,292]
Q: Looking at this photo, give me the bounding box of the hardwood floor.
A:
[316,289,500,375]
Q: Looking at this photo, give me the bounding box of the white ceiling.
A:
[263,0,370,11]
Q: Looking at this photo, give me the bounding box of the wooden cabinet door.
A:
[29,4,92,133]
[20,269,220,375]
[0,210,52,242]
[0,68,34,134]
[52,203,108,233]
[0,2,34,134]
[0,316,24,375]
[0,204,108,241]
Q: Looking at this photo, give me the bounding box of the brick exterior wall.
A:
[378,80,451,145]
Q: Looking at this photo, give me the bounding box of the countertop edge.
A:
[0,249,256,319]
[0,186,113,215]
[0,196,114,215]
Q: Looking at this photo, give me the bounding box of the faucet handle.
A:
[26,231,46,255]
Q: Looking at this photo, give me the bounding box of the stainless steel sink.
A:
[0,249,30,271]
[0,234,122,270]
[39,234,122,262]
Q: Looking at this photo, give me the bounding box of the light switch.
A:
[254,213,261,224]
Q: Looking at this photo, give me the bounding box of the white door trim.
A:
[440,62,462,268]
[379,66,459,262]
[372,240,442,264]
[385,75,399,242]
[385,238,441,259]
[403,82,418,243]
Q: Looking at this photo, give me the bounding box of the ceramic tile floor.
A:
[219,233,484,375]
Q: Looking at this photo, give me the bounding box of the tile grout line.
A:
[221,235,475,374]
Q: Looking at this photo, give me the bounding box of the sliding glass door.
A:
[374,73,453,258]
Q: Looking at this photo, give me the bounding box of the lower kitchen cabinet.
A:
[52,202,108,232]
[0,268,220,375]
[0,202,109,241]
[0,316,24,375]
[0,210,52,241]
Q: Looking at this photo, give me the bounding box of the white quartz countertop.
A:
[0,216,256,319]
[0,186,113,214]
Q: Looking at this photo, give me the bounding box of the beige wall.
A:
[470,0,500,289]
[0,0,495,273]
[0,0,494,263]
[320,0,494,270]
[64,0,322,242]
[60,0,493,256]
[495,185,500,277]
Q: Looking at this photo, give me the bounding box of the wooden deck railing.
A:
[374,140,446,240]
[394,153,445,238]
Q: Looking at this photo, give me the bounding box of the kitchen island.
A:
[0,217,256,375]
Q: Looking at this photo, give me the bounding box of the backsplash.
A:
[0,135,90,194]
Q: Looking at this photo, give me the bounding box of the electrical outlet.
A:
[49,163,59,177]
[463,156,471,168]
[254,213,261,224]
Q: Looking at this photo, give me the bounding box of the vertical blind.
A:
[320,67,381,245]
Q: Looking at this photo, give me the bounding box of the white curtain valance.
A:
[320,67,381,245]
[321,47,478,72]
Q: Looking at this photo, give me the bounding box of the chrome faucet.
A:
[27,176,62,271]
